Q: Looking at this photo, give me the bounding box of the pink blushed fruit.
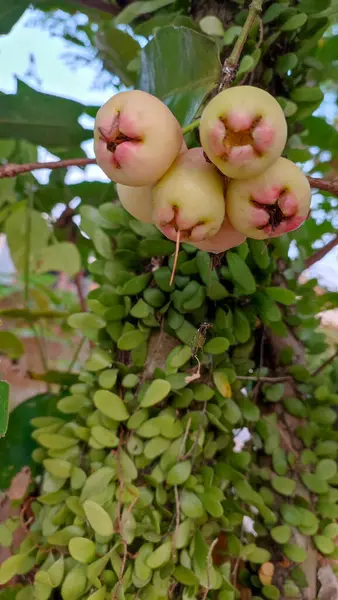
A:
[190,213,246,253]
[152,148,225,243]
[117,184,153,223]
[225,157,311,240]
[199,86,287,179]
[94,90,183,187]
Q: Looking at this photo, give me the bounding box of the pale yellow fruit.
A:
[200,86,287,179]
[152,148,225,243]
[94,90,183,187]
[190,213,246,253]
[117,184,153,223]
[226,157,311,240]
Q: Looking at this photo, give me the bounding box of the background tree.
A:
[0,0,338,599]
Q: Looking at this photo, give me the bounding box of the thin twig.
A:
[312,350,338,377]
[23,192,33,307]
[67,337,86,373]
[0,157,95,178]
[236,375,293,383]
[307,176,338,197]
[179,417,192,459]
[172,485,180,558]
[218,0,263,91]
[201,539,219,600]
[305,234,338,269]
[1,158,338,201]
[74,272,87,312]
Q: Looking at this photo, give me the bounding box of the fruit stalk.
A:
[229,0,263,66]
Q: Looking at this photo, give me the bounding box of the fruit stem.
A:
[229,0,263,66]
[182,119,201,136]
[170,230,181,286]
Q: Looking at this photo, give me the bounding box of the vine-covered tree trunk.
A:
[0,0,337,599]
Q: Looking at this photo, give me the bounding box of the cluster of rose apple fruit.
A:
[94,86,311,255]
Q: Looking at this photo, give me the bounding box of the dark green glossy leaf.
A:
[0,80,90,149]
[95,25,140,86]
[139,26,220,125]
[0,393,65,488]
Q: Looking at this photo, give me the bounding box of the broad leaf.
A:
[5,204,50,272]
[0,393,66,489]
[0,381,9,438]
[95,25,140,86]
[0,0,27,34]
[139,26,220,125]
[0,80,90,149]
[115,0,175,25]
[36,242,81,276]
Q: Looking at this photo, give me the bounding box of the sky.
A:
[0,7,337,290]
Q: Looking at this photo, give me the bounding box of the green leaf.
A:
[68,313,106,336]
[93,229,113,259]
[94,390,129,421]
[115,0,174,25]
[166,460,191,485]
[276,53,298,75]
[199,15,224,36]
[322,523,338,539]
[139,26,220,125]
[0,332,24,360]
[262,585,280,600]
[248,239,270,270]
[5,204,50,272]
[139,238,175,257]
[0,0,27,34]
[83,500,114,536]
[254,292,281,323]
[265,287,296,306]
[315,458,337,481]
[233,308,251,343]
[248,547,271,564]
[313,535,335,555]
[95,25,140,87]
[0,554,30,585]
[271,525,291,544]
[0,393,65,488]
[0,381,9,438]
[36,243,81,277]
[69,537,96,564]
[174,566,199,586]
[280,13,307,31]
[263,3,290,23]
[117,330,147,351]
[204,337,229,354]
[0,80,89,148]
[280,504,302,526]
[140,380,171,407]
[291,86,324,103]
[121,273,151,295]
[227,252,256,294]
[283,544,307,563]
[271,477,296,496]
[181,491,204,518]
[301,472,329,494]
[146,541,171,569]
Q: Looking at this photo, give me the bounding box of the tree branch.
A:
[312,349,338,378]
[307,176,338,197]
[0,158,95,178]
[1,157,338,208]
[236,375,293,383]
[218,0,263,91]
[304,235,338,269]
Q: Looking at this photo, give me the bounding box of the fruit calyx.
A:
[158,205,208,243]
[250,187,305,237]
[213,113,275,166]
[98,116,142,168]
